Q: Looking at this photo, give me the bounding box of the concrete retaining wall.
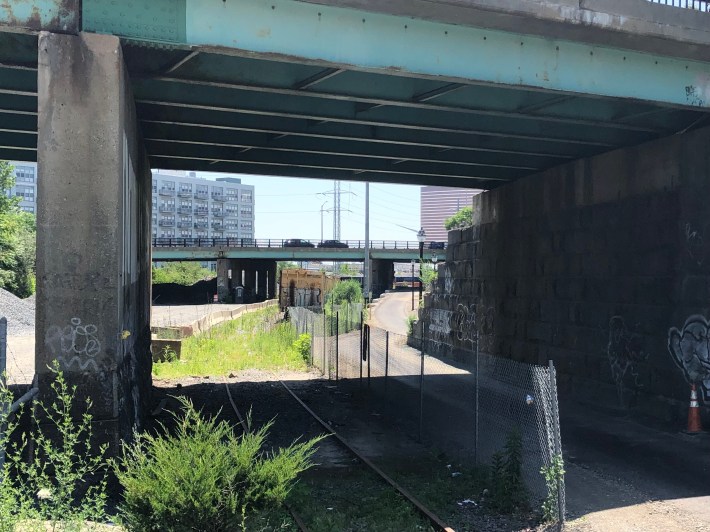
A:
[421,125,710,425]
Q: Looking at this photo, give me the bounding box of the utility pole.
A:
[333,180,341,241]
[364,182,370,301]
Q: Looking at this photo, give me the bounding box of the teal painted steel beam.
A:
[82,0,710,108]
[0,0,79,33]
[151,248,437,261]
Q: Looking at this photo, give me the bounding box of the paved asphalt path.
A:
[370,290,416,335]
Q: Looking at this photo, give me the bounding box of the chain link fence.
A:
[288,304,565,521]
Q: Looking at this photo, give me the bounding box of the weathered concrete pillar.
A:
[244,265,257,300]
[37,32,151,441]
[267,261,277,300]
[256,260,273,301]
[216,258,230,302]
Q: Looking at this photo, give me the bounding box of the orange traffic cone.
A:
[687,384,703,434]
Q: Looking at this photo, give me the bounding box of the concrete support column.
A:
[267,261,277,300]
[244,266,257,301]
[216,258,230,302]
[37,32,151,441]
[256,260,272,302]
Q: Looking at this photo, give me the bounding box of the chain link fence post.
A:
[309,314,314,367]
[549,359,565,523]
[419,324,425,443]
[367,325,371,388]
[384,330,389,399]
[335,311,339,382]
[0,317,6,386]
[475,328,480,465]
[359,310,363,388]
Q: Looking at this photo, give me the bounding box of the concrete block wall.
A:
[422,125,710,425]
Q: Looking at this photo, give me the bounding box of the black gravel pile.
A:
[0,288,35,335]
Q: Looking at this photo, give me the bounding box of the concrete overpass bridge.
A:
[153,237,445,300]
[2,0,710,436]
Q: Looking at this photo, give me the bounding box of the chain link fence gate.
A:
[287,304,565,522]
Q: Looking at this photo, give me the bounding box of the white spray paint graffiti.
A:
[685,223,705,266]
[45,318,102,371]
[606,316,647,405]
[444,266,454,295]
[668,315,710,403]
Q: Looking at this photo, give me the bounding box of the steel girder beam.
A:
[144,138,523,181]
[80,0,710,109]
[136,105,603,159]
[0,0,79,33]
[140,126,547,170]
[132,90,644,148]
[150,155,495,189]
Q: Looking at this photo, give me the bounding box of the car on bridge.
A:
[428,241,446,249]
[318,240,349,248]
[283,239,315,248]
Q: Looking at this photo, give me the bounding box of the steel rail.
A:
[224,380,310,531]
[278,379,455,532]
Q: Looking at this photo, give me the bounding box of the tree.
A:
[276,261,298,281]
[327,280,363,306]
[444,206,473,230]
[419,261,437,291]
[337,263,358,276]
[0,161,36,297]
[152,262,215,286]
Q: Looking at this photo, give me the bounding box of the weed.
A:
[114,397,325,531]
[292,334,311,362]
[488,429,529,514]
[541,453,565,523]
[0,365,109,531]
[406,314,417,336]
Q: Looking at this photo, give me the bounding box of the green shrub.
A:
[444,206,473,231]
[541,453,565,523]
[292,333,311,362]
[488,428,528,514]
[115,397,325,531]
[405,315,416,336]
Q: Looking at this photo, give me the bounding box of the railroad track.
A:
[223,378,455,532]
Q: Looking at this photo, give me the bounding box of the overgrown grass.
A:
[288,469,433,532]
[153,307,308,379]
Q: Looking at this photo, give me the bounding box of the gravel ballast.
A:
[0,288,35,336]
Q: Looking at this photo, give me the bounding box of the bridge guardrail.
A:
[646,0,709,11]
[151,237,448,250]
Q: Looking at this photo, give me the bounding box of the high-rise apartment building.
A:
[4,162,37,214]
[420,186,481,242]
[3,163,256,241]
[152,170,255,240]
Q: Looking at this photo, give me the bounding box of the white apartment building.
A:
[3,163,256,241]
[152,170,255,241]
[5,162,37,214]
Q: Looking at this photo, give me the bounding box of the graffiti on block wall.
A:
[668,315,710,403]
[45,318,103,372]
[607,316,647,405]
[444,266,454,295]
[685,223,705,266]
[294,288,321,307]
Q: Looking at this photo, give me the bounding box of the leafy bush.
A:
[405,315,416,336]
[0,366,109,531]
[115,397,325,531]
[488,428,528,513]
[444,206,473,231]
[327,280,363,306]
[419,261,437,291]
[152,262,215,286]
[292,333,311,362]
[0,160,36,298]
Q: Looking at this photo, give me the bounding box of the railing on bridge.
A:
[646,0,710,10]
[151,237,448,250]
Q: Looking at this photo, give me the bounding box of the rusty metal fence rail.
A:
[287,305,565,520]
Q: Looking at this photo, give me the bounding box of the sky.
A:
[199,172,422,243]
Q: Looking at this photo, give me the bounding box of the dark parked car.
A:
[428,241,446,249]
[283,238,315,248]
[318,240,349,248]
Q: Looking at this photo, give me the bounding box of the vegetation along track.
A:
[223,378,455,532]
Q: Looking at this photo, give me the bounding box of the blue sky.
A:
[199,172,421,242]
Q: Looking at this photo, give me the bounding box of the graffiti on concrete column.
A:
[607,316,647,405]
[294,287,321,307]
[668,315,710,403]
[45,317,103,372]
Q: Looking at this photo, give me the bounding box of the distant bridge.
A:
[152,238,445,261]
